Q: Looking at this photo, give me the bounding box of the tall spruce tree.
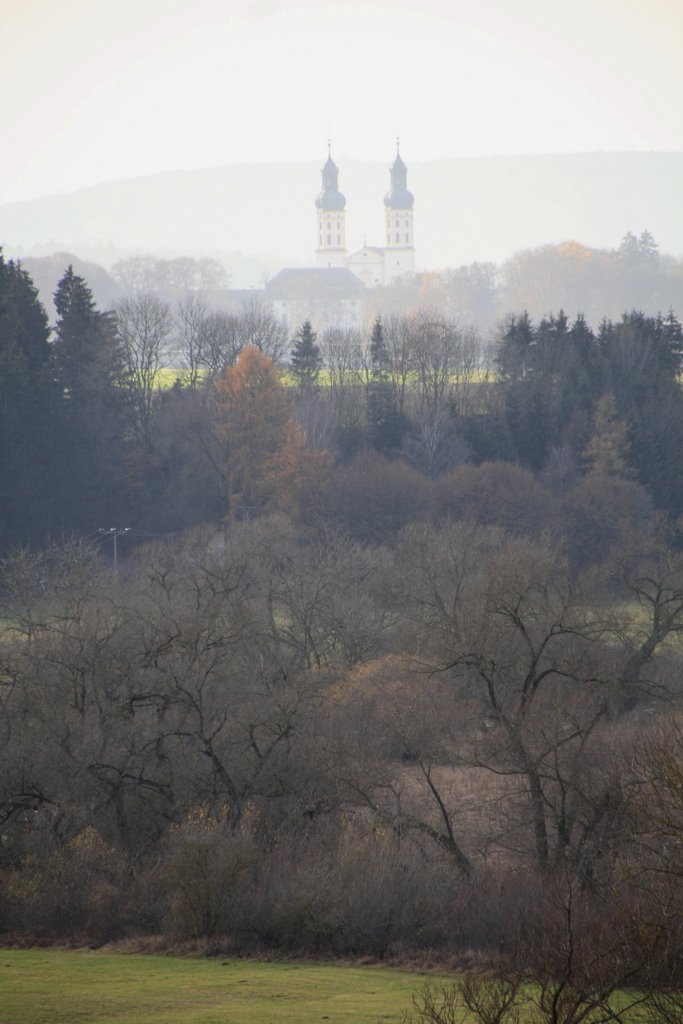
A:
[599,311,683,508]
[496,313,550,469]
[0,252,52,550]
[496,312,602,471]
[367,316,404,450]
[290,320,322,391]
[51,266,127,533]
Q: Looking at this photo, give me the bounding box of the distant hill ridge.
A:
[1,153,682,282]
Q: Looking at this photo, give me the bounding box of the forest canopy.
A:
[1,251,683,1009]
[1,248,683,551]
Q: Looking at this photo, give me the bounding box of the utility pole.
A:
[235,505,256,524]
[98,527,131,572]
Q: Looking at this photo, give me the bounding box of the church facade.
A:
[315,144,416,287]
[265,146,416,330]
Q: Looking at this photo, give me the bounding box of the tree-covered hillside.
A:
[1,252,683,1006]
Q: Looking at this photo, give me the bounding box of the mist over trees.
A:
[10,230,683,340]
[3,152,683,276]
[412,232,683,331]
[0,244,683,1003]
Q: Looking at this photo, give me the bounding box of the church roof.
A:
[266,267,365,298]
[316,148,346,210]
[347,246,385,261]
[384,144,414,210]
[385,186,414,210]
[316,189,346,211]
[391,151,407,173]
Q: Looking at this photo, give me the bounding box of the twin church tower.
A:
[314,143,415,287]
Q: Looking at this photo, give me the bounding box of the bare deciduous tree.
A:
[174,293,211,389]
[116,292,173,448]
[235,297,288,365]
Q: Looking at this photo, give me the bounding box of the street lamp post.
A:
[98,527,131,572]
[235,506,256,524]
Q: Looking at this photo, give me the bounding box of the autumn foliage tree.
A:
[581,392,633,478]
[215,345,330,520]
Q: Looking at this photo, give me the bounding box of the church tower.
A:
[315,145,347,268]
[383,141,415,283]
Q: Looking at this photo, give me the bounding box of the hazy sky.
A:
[2,0,682,204]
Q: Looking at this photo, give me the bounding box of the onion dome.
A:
[384,143,414,210]
[315,149,346,211]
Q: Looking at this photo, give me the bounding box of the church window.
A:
[337,234,341,244]
[327,234,332,246]
[406,233,410,243]
[395,232,400,243]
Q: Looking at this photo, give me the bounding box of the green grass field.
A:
[0,949,437,1024]
[151,367,494,390]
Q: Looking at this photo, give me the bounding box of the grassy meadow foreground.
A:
[1,950,435,1024]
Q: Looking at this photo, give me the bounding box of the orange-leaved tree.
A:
[215,345,330,519]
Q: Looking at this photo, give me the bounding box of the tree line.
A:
[22,229,683,334]
[2,248,683,555]
[388,230,683,331]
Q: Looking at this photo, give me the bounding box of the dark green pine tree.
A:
[290,320,322,390]
[661,308,683,363]
[51,266,128,534]
[0,251,52,550]
[496,310,535,383]
[497,313,550,470]
[367,316,404,450]
[599,310,683,509]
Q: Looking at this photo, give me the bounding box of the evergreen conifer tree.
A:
[51,266,127,532]
[290,320,322,391]
[0,251,52,549]
[496,310,535,383]
[367,316,404,450]
[496,312,602,471]
[598,311,683,507]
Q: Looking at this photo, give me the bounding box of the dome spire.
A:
[385,141,413,209]
[317,142,346,210]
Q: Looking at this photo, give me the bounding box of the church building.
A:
[265,145,416,329]
[315,143,416,286]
